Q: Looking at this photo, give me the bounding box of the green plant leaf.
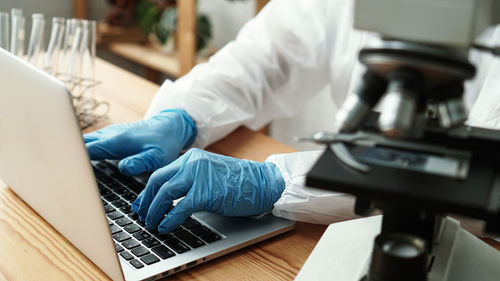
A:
[196,14,212,51]
[136,1,161,34]
[137,1,215,52]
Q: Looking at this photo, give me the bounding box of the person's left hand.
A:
[83,109,196,176]
[131,148,285,234]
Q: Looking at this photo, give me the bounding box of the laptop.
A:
[0,48,295,281]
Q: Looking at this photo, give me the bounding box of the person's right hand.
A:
[84,109,197,176]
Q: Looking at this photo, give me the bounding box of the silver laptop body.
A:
[0,48,295,281]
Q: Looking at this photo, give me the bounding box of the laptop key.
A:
[182,218,201,229]
[95,162,108,170]
[107,211,124,220]
[115,243,124,253]
[201,233,222,243]
[121,178,136,186]
[98,173,112,181]
[103,161,120,172]
[100,188,112,196]
[120,205,132,214]
[173,226,184,232]
[110,224,122,235]
[174,230,205,248]
[152,245,175,259]
[114,186,128,193]
[133,231,151,241]
[111,173,133,185]
[128,183,145,194]
[129,259,144,269]
[122,192,137,202]
[140,254,160,265]
[131,246,150,257]
[107,219,113,226]
[124,224,141,234]
[112,199,128,208]
[104,205,115,213]
[129,212,140,221]
[116,217,132,227]
[102,199,108,206]
[113,232,131,242]
[190,225,211,236]
[154,233,173,241]
[142,238,161,248]
[107,181,122,190]
[122,239,141,250]
[94,170,106,178]
[103,194,119,202]
[120,251,134,261]
[165,238,190,254]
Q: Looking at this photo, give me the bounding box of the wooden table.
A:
[0,58,328,281]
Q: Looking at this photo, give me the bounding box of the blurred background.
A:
[0,0,336,151]
[0,0,258,79]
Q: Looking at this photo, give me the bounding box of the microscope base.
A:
[295,216,500,281]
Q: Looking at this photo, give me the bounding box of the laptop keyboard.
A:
[92,160,222,269]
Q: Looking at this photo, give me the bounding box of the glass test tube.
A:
[10,9,25,57]
[26,13,45,67]
[45,17,65,74]
[60,18,80,80]
[62,19,79,60]
[11,8,22,17]
[0,12,9,50]
[80,20,96,83]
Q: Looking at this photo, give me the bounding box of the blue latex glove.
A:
[84,109,197,176]
[131,148,286,233]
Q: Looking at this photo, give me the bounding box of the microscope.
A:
[302,0,500,280]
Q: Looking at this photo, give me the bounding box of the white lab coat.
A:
[145,0,500,224]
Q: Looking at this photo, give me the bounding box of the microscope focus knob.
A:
[365,233,428,281]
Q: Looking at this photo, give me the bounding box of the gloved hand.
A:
[84,109,197,176]
[131,148,286,233]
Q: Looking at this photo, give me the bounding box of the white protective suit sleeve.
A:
[266,151,359,224]
[144,0,331,147]
[144,0,357,224]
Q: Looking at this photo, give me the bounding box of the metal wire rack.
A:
[55,73,110,130]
